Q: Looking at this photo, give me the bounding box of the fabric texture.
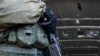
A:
[17,24,49,48]
[0,24,47,56]
[49,33,62,56]
[39,6,57,34]
[39,6,61,56]
[0,0,46,29]
[0,44,42,56]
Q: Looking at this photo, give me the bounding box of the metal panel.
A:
[57,20,100,26]
[46,0,100,18]
[71,54,97,56]
[45,0,100,56]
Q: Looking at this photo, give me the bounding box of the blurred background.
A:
[44,0,100,56]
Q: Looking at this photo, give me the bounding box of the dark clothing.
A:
[39,6,57,34]
[39,6,62,56]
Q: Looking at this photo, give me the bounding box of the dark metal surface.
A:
[46,0,100,18]
[57,28,100,56]
[45,0,100,56]
[57,20,100,26]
